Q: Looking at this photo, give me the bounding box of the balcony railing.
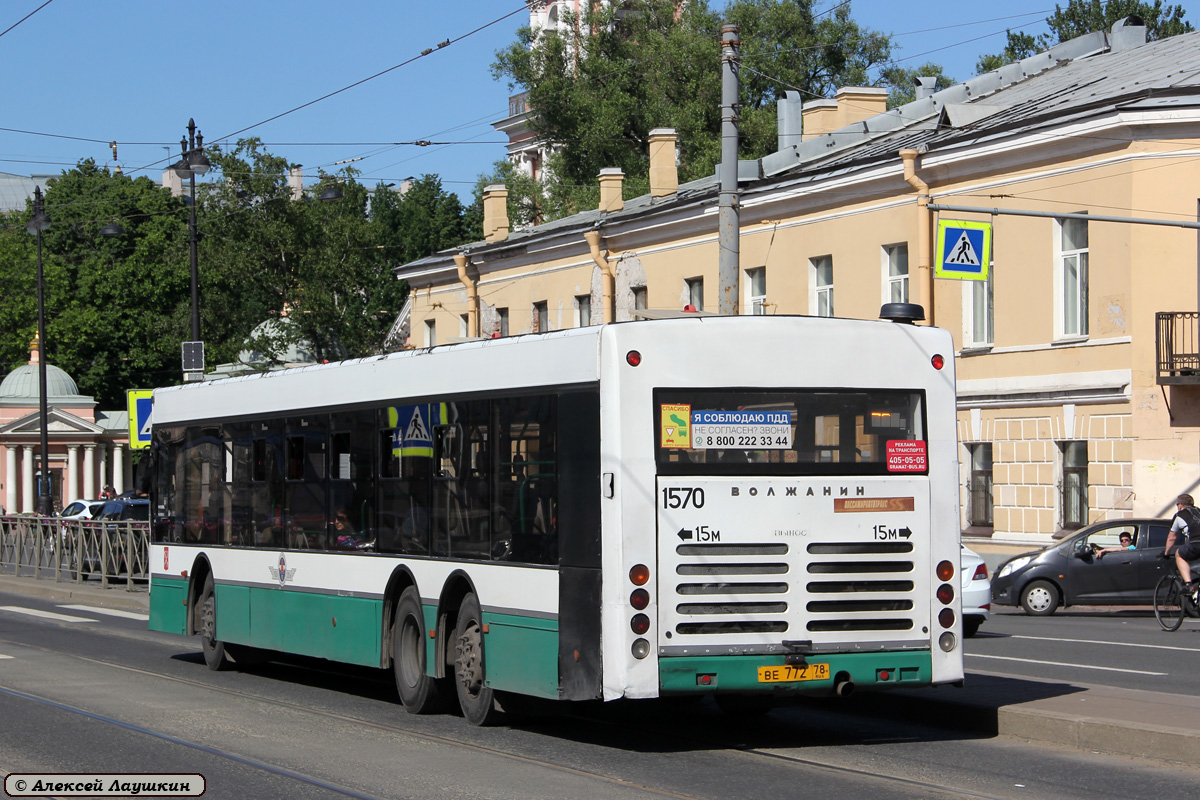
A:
[1157,312,1200,384]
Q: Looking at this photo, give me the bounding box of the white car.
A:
[961,545,991,637]
[59,499,106,521]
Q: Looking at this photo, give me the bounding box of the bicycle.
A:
[1154,556,1199,631]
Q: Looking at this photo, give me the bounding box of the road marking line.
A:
[967,653,1166,675]
[57,605,149,622]
[0,606,96,623]
[1010,634,1200,653]
[0,654,12,659]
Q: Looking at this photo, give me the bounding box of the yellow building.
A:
[396,21,1200,544]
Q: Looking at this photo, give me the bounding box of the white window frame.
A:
[459,314,469,339]
[424,319,436,348]
[882,244,908,304]
[810,255,834,317]
[685,277,704,311]
[534,300,549,333]
[497,307,509,337]
[1054,216,1089,340]
[963,261,994,349]
[745,267,766,315]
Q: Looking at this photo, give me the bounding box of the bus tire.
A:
[198,574,229,671]
[393,587,445,714]
[453,592,499,726]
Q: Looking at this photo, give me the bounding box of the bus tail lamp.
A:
[938,608,955,629]
[936,584,954,605]
[631,614,650,635]
[629,564,650,586]
[936,561,955,581]
[931,354,945,370]
[631,638,650,659]
[630,588,650,610]
[626,350,642,367]
[939,631,957,652]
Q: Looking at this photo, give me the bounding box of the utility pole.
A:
[718,23,740,316]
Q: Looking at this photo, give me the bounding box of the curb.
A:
[0,574,148,613]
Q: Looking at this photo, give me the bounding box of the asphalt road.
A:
[0,589,1198,799]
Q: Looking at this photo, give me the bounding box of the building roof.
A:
[0,172,52,214]
[396,22,1200,277]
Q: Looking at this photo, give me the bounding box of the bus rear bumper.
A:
[659,650,932,695]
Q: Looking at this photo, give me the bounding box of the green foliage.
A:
[0,143,472,407]
[975,1,1193,73]
[879,63,956,108]
[490,0,893,221]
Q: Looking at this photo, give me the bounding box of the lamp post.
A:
[27,187,51,515]
[172,119,210,379]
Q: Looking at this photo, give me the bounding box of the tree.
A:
[490,0,893,221]
[976,1,1192,73]
[0,161,191,408]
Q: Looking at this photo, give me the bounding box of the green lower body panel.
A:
[481,611,560,699]
[149,577,189,635]
[659,651,932,695]
[245,587,383,667]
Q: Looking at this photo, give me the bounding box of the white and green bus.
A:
[148,309,964,724]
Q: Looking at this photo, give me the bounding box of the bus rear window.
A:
[655,389,926,475]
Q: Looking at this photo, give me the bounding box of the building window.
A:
[633,286,647,315]
[685,277,704,311]
[424,319,436,348]
[884,244,908,304]
[534,301,549,333]
[1061,441,1088,530]
[497,307,509,337]
[1058,217,1088,338]
[967,443,993,528]
[965,265,994,348]
[746,267,766,315]
[459,314,469,339]
[575,294,591,327]
[811,256,833,317]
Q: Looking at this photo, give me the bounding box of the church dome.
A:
[0,339,83,401]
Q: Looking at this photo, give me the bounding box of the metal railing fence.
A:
[0,515,149,589]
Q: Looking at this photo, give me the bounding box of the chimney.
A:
[914,76,938,101]
[598,168,624,212]
[801,99,838,141]
[834,86,888,128]
[1110,16,1148,52]
[648,128,678,198]
[482,184,509,243]
[162,168,183,197]
[777,90,803,149]
[288,166,304,201]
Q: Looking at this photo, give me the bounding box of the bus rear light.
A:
[629,564,650,586]
[931,354,945,370]
[626,350,642,367]
[630,588,650,610]
[696,673,715,686]
[631,613,650,635]
[631,638,650,659]
[936,560,954,581]
[938,608,955,629]
[936,584,954,605]
[939,631,957,652]
[877,669,892,682]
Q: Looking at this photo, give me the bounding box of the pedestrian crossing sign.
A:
[935,219,992,281]
[127,390,153,450]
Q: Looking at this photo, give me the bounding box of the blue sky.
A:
[0,1,1192,204]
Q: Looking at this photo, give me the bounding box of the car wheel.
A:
[1020,580,1060,616]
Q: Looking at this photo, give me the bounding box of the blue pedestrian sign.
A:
[935,220,992,281]
[127,390,153,450]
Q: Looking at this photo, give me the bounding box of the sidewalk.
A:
[0,572,1194,765]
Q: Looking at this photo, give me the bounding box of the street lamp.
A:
[26,187,51,515]
[172,118,210,379]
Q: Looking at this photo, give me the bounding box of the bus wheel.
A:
[453,592,499,726]
[394,587,445,714]
[198,574,229,671]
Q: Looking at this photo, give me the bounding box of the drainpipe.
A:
[584,229,615,323]
[899,149,933,325]
[453,253,478,337]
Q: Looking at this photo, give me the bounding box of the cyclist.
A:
[1163,493,1200,588]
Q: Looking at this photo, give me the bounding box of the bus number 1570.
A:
[662,487,705,509]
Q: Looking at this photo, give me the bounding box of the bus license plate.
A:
[757,663,830,683]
